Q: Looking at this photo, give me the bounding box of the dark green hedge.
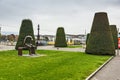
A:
[15,19,35,50]
[54,27,67,47]
[110,25,118,49]
[86,33,90,44]
[85,12,115,55]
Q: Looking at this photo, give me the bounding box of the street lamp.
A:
[36,24,40,46]
[37,24,40,40]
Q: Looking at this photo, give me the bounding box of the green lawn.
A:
[0,50,111,80]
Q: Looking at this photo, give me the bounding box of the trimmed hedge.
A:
[54,27,67,47]
[85,12,115,55]
[86,33,90,44]
[110,25,118,49]
[15,19,35,50]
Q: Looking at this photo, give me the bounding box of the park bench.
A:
[18,35,36,56]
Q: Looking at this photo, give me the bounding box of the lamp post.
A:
[37,24,40,40]
[37,24,40,46]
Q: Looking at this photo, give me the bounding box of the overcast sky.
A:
[0,0,120,35]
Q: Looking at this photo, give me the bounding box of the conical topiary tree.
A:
[85,12,115,55]
[110,25,118,49]
[86,33,90,44]
[15,19,35,50]
[54,27,67,47]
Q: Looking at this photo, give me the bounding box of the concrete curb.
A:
[85,56,114,80]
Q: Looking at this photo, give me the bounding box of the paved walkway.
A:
[37,46,85,52]
[0,45,15,51]
[90,53,120,80]
[0,45,85,52]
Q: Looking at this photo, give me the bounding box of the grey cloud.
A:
[0,0,81,19]
[0,0,120,34]
[0,0,119,19]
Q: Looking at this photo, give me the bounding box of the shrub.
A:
[110,25,118,49]
[85,12,115,55]
[54,27,67,47]
[15,19,35,50]
[86,33,90,44]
